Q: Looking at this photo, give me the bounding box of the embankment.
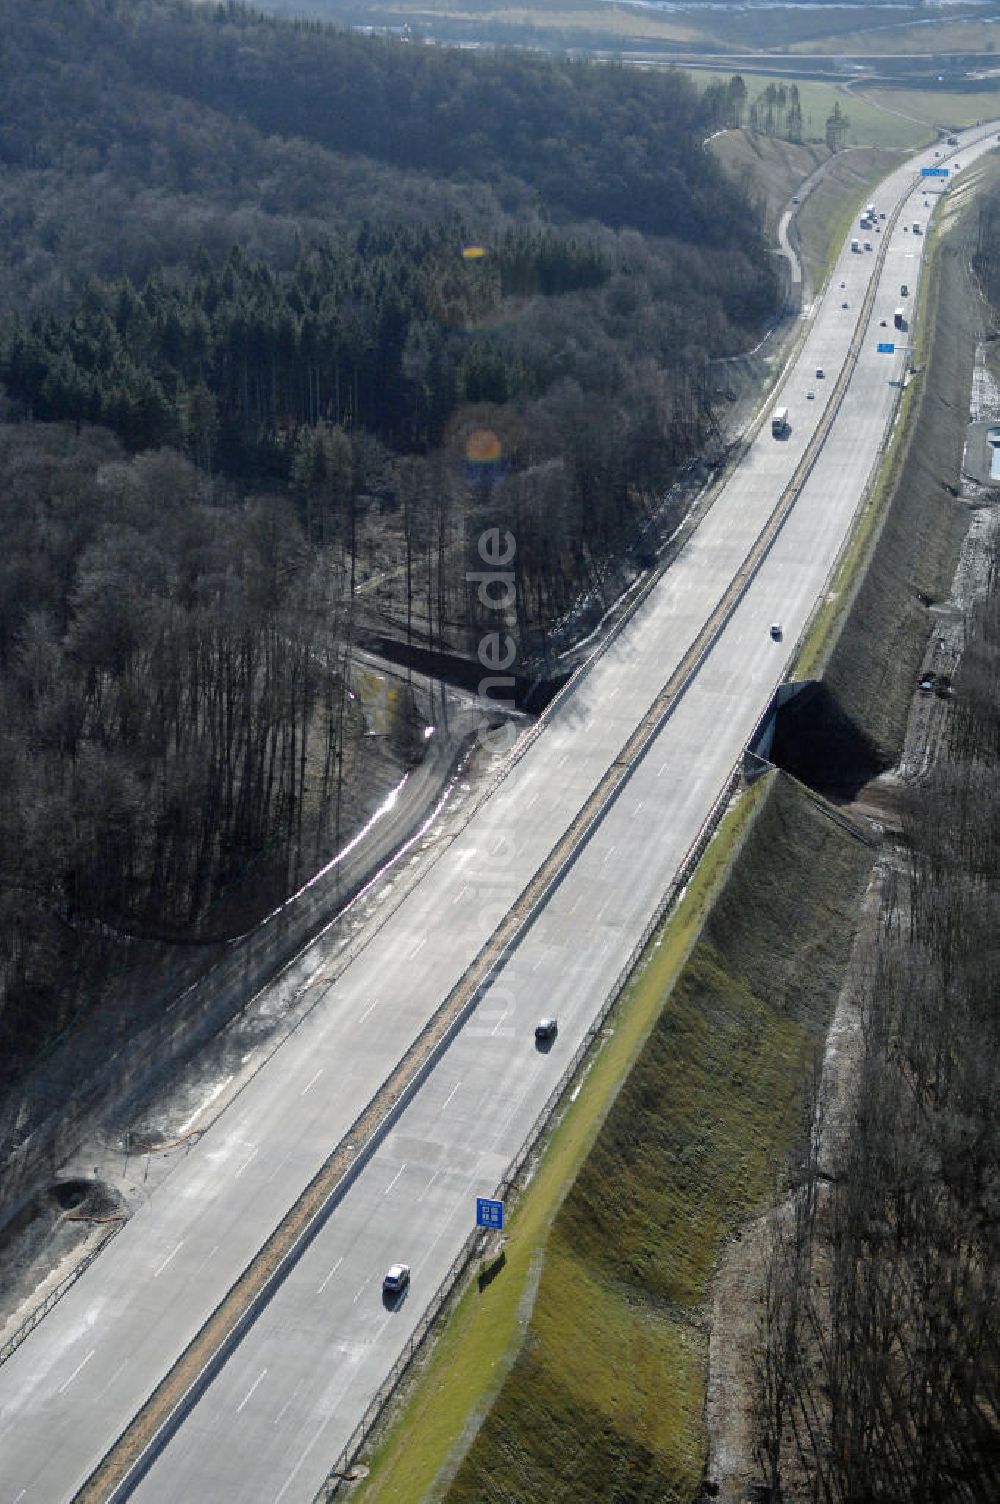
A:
[440,773,875,1504]
[774,169,991,789]
[432,163,995,1504]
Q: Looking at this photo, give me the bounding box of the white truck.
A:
[851,238,860,253]
[771,407,788,438]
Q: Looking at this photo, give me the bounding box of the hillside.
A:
[0,0,765,312]
[0,0,780,1093]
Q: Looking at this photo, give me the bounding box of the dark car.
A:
[770,623,783,641]
[535,1017,558,1042]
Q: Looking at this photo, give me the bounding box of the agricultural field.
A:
[857,83,1000,132]
[686,69,932,150]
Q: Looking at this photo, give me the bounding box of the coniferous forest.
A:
[0,0,779,1080]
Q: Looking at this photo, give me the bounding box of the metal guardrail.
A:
[0,1220,124,1369]
[79,396,810,1497]
[40,161,943,1504]
[313,764,748,1500]
[793,170,928,669]
[310,163,939,1501]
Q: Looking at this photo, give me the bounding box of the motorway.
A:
[0,126,996,1504]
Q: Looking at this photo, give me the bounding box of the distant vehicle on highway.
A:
[851,238,860,253]
[864,240,872,251]
[807,390,815,400]
[894,308,906,330]
[815,367,824,379]
[913,222,922,235]
[842,300,849,309]
[947,135,958,145]
[771,407,789,438]
[383,1263,410,1298]
[535,1017,558,1042]
[792,195,800,204]
[901,283,909,296]
[770,623,783,641]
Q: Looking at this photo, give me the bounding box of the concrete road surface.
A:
[0,126,994,1504]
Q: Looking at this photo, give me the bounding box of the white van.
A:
[771,407,788,438]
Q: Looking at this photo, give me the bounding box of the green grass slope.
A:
[443,773,874,1504]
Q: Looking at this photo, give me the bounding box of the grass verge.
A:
[858,84,1000,133]
[347,113,991,1504]
[349,779,768,1504]
[795,144,908,290]
[438,774,873,1504]
[680,70,930,151]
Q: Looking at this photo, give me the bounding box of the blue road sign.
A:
[476,1197,504,1231]
[877,342,895,354]
[921,166,949,177]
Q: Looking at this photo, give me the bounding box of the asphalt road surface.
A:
[0,125,995,1504]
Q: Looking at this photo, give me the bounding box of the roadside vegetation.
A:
[741,157,1000,1503]
[0,0,779,1093]
[695,71,928,152]
[352,127,1000,1504]
[350,773,872,1504]
[754,608,1000,1498]
[746,171,1000,1504]
[855,84,1000,134]
[350,779,768,1504]
[431,775,874,1504]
